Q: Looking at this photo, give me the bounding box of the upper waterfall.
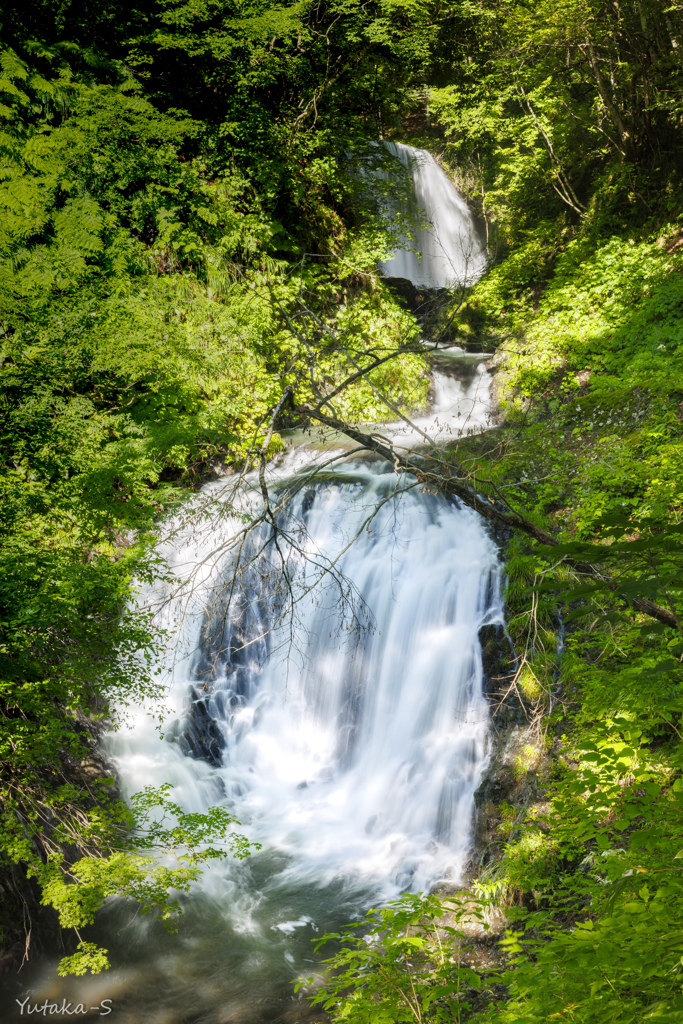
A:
[379,142,486,290]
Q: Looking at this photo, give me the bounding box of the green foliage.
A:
[38,784,258,977]
[56,943,111,978]
[3,0,683,1004]
[301,893,490,1023]
[428,0,683,249]
[481,713,683,1021]
[445,188,683,1023]
[0,0,431,976]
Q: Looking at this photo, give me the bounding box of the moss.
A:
[513,743,541,779]
[497,801,518,839]
[518,666,543,703]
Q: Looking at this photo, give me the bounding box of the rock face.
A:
[0,867,60,974]
[165,687,223,767]
[471,622,541,873]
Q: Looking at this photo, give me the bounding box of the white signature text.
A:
[16,997,113,1016]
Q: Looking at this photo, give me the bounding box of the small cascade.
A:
[379,142,486,289]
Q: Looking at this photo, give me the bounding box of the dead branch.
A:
[290,400,679,631]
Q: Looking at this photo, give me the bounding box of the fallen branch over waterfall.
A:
[286,398,680,632]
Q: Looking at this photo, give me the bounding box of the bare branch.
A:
[292,399,679,630]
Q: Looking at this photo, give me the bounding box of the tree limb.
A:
[291,400,679,631]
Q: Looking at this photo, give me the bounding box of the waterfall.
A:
[5,449,503,1020]
[379,142,486,290]
[7,400,503,1021]
[5,150,500,1021]
[81,450,502,1020]
[115,462,503,897]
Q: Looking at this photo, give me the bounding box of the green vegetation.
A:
[3,0,683,1014]
[450,230,683,1017]
[300,893,492,1023]
[0,0,431,975]
[301,3,683,1023]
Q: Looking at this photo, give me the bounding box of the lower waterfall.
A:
[3,356,502,1023]
[70,431,503,1021]
[116,462,503,895]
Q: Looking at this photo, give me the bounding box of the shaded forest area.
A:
[2,0,683,1020]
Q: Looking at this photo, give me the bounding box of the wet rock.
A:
[478,623,523,724]
[167,687,223,767]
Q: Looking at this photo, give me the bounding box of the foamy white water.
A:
[111,462,503,898]
[383,349,494,448]
[379,142,487,289]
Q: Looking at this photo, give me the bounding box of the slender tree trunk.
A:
[581,39,631,156]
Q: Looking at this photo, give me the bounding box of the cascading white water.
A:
[379,142,486,289]
[114,462,503,897]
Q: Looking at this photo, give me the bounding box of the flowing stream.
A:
[4,147,501,1024]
